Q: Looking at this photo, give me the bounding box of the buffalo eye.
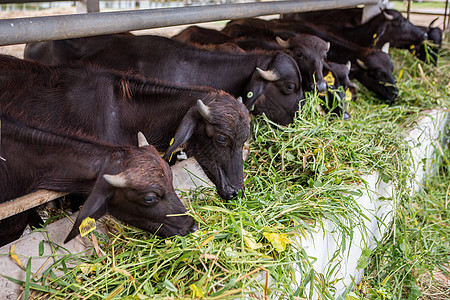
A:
[144,193,158,205]
[295,51,302,58]
[286,83,295,91]
[215,134,228,145]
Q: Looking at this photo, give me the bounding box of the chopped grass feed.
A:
[6,35,450,300]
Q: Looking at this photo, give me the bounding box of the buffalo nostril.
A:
[422,32,428,41]
[316,81,328,93]
[343,111,351,120]
[189,222,199,234]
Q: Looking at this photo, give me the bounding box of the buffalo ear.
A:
[242,70,265,110]
[163,108,196,161]
[375,24,387,42]
[64,174,111,243]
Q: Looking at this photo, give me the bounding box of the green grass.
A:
[6,37,450,300]
[356,146,450,299]
[352,38,450,300]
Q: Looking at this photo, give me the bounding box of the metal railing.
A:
[0,0,378,46]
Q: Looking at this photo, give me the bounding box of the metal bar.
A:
[0,0,378,46]
[402,10,448,17]
[0,0,54,3]
[444,0,449,31]
[0,190,67,220]
[406,0,411,21]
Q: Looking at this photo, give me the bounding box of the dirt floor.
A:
[0,6,447,59]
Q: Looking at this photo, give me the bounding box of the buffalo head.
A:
[244,52,303,125]
[276,34,329,94]
[163,94,251,200]
[320,61,354,120]
[353,44,398,103]
[326,60,358,102]
[373,9,428,49]
[411,20,442,66]
[64,133,197,243]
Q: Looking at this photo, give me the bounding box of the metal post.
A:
[362,0,387,24]
[444,0,449,32]
[406,0,411,21]
[76,0,100,13]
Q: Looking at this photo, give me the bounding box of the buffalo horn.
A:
[237,96,243,104]
[381,42,390,54]
[103,173,128,188]
[326,42,331,52]
[429,17,439,28]
[275,36,290,49]
[197,99,213,122]
[137,132,150,147]
[356,59,368,70]
[346,61,351,71]
[382,10,394,21]
[256,67,280,81]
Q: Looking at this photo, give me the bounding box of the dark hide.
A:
[24,34,302,125]
[227,18,398,103]
[411,22,442,66]
[222,23,328,94]
[172,25,234,45]
[24,33,133,65]
[0,54,250,200]
[321,61,356,119]
[281,8,363,28]
[276,34,329,93]
[325,61,358,102]
[174,25,282,52]
[220,23,349,118]
[280,8,427,49]
[0,115,196,246]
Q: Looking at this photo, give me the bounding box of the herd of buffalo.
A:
[0,7,442,247]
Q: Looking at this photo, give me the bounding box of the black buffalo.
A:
[226,18,398,103]
[411,19,443,65]
[25,34,303,125]
[0,115,196,246]
[282,8,427,50]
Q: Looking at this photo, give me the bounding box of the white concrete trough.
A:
[296,108,449,298]
[0,108,448,299]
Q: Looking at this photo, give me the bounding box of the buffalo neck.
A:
[273,21,366,64]
[0,116,125,200]
[93,35,270,98]
[333,16,383,47]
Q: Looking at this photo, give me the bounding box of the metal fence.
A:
[0,0,380,46]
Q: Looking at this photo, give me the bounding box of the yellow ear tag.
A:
[372,33,379,47]
[168,138,175,161]
[410,44,415,50]
[411,50,416,56]
[79,217,96,237]
[345,88,352,102]
[324,72,335,86]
